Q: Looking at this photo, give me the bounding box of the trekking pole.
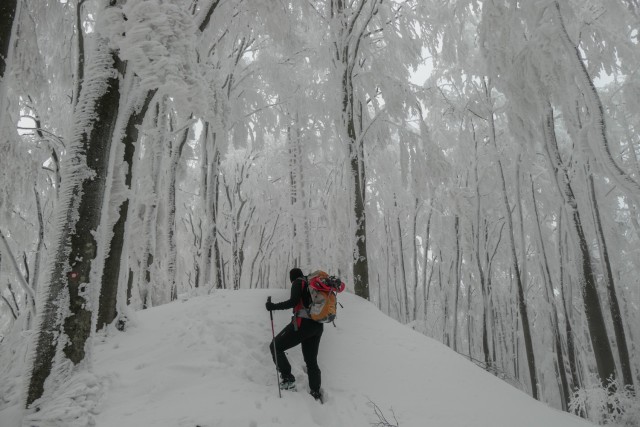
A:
[268,297,282,398]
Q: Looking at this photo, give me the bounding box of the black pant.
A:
[269,318,323,392]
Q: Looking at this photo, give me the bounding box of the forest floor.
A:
[1,289,595,426]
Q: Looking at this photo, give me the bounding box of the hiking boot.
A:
[280,376,296,390]
[310,389,323,403]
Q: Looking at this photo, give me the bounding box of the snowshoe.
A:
[280,377,296,391]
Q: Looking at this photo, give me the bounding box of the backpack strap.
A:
[294,277,310,319]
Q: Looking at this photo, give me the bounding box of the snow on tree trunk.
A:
[166,123,189,300]
[542,103,617,391]
[451,215,461,353]
[530,177,570,410]
[25,28,121,408]
[97,83,155,330]
[331,0,382,300]
[587,171,635,389]
[550,1,640,200]
[487,86,539,400]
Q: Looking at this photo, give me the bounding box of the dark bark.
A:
[543,104,617,390]
[452,215,461,352]
[588,173,634,389]
[473,134,492,370]
[0,0,17,79]
[27,44,121,407]
[557,212,581,392]
[98,0,221,318]
[486,80,539,399]
[531,178,570,409]
[211,147,223,290]
[411,200,419,321]
[347,87,369,299]
[97,89,155,331]
[198,0,221,33]
[334,0,380,300]
[167,125,189,300]
[395,196,408,322]
[421,210,433,322]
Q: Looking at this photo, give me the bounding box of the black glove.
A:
[265,300,275,311]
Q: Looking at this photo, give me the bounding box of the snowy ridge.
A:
[75,289,592,427]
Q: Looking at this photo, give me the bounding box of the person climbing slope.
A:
[266,268,324,402]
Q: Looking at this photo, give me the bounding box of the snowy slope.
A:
[87,289,593,427]
[0,289,596,426]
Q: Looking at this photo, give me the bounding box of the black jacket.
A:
[270,277,310,312]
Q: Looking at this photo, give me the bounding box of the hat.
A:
[289,268,304,282]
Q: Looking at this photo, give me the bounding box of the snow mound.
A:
[88,289,592,427]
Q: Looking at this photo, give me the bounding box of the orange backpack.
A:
[301,270,346,323]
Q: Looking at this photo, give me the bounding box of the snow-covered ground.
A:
[1,289,594,426]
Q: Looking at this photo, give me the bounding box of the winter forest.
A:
[0,0,639,424]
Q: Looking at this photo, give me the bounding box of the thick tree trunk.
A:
[587,172,634,389]
[473,136,493,370]
[347,92,369,299]
[0,0,17,80]
[97,88,155,330]
[138,101,163,308]
[200,126,222,290]
[288,115,311,267]
[333,0,380,300]
[26,30,120,408]
[543,103,617,389]
[166,128,188,299]
[557,211,581,392]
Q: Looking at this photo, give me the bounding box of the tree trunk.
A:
[587,172,634,389]
[395,196,409,323]
[551,1,640,199]
[557,210,581,392]
[412,199,419,321]
[97,89,155,330]
[530,177,570,410]
[542,102,617,389]
[200,126,222,290]
[166,122,189,300]
[348,92,369,299]
[138,101,164,308]
[26,26,121,408]
[487,80,538,399]
[0,0,17,80]
[288,114,311,267]
[471,130,494,370]
[421,210,433,322]
[452,215,461,352]
[332,0,380,300]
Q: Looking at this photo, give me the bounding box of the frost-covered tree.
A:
[25,0,124,408]
[1,0,639,422]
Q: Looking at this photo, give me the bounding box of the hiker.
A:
[266,268,324,401]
